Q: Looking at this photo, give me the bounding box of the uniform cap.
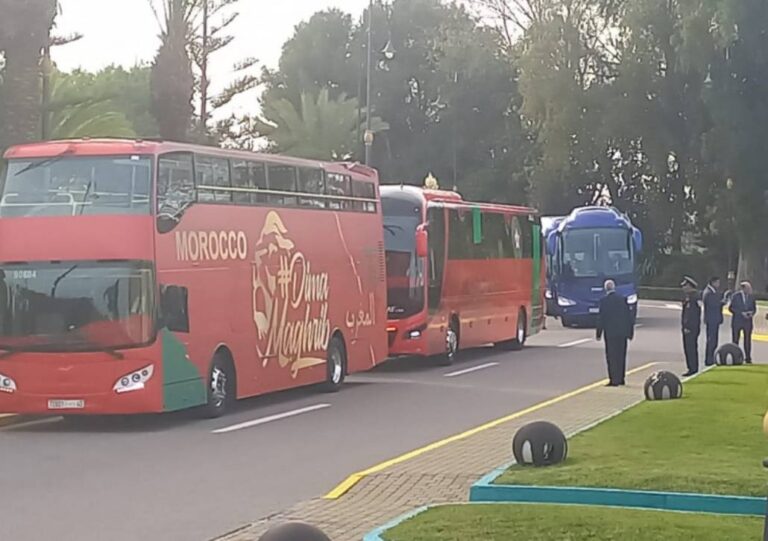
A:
[680,276,698,288]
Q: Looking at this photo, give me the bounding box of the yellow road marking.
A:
[323,361,658,499]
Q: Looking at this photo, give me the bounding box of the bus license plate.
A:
[48,399,85,410]
[589,307,599,314]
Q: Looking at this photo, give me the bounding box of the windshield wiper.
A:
[13,149,74,177]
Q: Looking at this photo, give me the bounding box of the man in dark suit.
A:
[596,279,634,387]
[681,276,701,376]
[702,277,726,366]
[729,281,756,363]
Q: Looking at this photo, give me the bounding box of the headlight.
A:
[0,373,16,393]
[545,289,553,299]
[627,294,638,304]
[558,296,576,307]
[113,365,154,394]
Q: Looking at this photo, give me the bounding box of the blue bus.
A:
[544,207,642,327]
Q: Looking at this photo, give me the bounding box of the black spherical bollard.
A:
[512,421,568,467]
[258,522,332,541]
[716,343,745,366]
[644,370,682,401]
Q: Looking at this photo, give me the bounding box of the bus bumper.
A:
[387,320,429,357]
[0,357,164,415]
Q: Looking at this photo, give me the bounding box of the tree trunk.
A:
[737,236,768,294]
[1,40,44,149]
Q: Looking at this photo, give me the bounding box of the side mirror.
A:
[416,224,429,258]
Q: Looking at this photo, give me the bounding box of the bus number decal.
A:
[175,230,248,262]
[252,211,331,378]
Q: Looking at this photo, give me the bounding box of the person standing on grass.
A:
[702,276,727,366]
[729,281,756,364]
[681,276,701,377]
[596,279,633,387]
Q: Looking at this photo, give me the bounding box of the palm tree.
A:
[45,72,136,140]
[257,89,388,161]
[0,0,57,149]
[148,0,198,141]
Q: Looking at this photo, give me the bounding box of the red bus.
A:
[382,186,545,364]
[0,139,387,417]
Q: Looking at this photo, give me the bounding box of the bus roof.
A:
[555,206,633,231]
[3,138,378,181]
[380,184,537,215]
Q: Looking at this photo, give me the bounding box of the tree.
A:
[149,0,197,141]
[44,70,136,139]
[254,88,387,160]
[0,0,57,149]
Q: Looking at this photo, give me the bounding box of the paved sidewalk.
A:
[216,361,667,541]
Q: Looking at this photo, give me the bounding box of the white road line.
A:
[664,303,682,310]
[212,404,331,434]
[558,338,593,348]
[1,417,63,430]
[444,362,499,378]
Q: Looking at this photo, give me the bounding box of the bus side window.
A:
[231,160,251,205]
[211,157,232,203]
[448,209,474,259]
[298,168,325,208]
[195,156,215,203]
[250,162,267,204]
[327,173,351,210]
[157,152,195,217]
[483,213,506,259]
[508,216,523,259]
[353,181,377,213]
[268,165,297,206]
[160,285,189,333]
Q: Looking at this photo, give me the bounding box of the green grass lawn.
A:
[496,365,768,496]
[382,504,763,541]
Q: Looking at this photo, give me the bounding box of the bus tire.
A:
[201,352,235,419]
[439,319,459,366]
[322,335,346,393]
[510,309,527,351]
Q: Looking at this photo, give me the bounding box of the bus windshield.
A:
[0,261,155,352]
[384,215,425,319]
[561,228,633,278]
[0,155,152,218]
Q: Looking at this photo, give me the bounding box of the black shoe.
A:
[682,371,697,377]
[605,382,619,387]
[745,359,753,364]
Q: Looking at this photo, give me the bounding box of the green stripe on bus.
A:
[162,330,207,412]
[473,208,482,244]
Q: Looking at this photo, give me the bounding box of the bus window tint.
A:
[383,197,424,319]
[211,158,231,203]
[157,153,195,216]
[231,160,251,204]
[427,207,446,311]
[1,155,152,218]
[507,216,523,258]
[561,228,633,278]
[482,213,509,259]
[448,209,475,259]
[195,156,215,202]
[268,165,297,205]
[327,173,351,210]
[353,181,377,213]
[298,168,325,208]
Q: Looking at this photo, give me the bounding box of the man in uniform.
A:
[729,281,756,364]
[596,279,634,386]
[681,276,701,376]
[702,276,726,366]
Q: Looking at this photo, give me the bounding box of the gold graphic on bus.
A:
[252,211,331,377]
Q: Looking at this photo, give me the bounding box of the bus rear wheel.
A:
[322,336,346,393]
[201,353,234,419]
[499,309,527,351]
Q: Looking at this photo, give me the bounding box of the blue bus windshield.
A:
[561,228,633,278]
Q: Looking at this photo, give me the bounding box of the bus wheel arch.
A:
[322,331,347,393]
[200,345,237,418]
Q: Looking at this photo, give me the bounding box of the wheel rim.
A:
[330,347,343,384]
[211,365,227,408]
[517,316,526,343]
[446,328,458,360]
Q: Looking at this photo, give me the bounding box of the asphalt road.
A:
[1,302,759,541]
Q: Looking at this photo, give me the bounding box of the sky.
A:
[54,0,370,114]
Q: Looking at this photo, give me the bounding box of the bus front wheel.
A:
[439,321,459,366]
[201,353,235,419]
[322,336,347,393]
